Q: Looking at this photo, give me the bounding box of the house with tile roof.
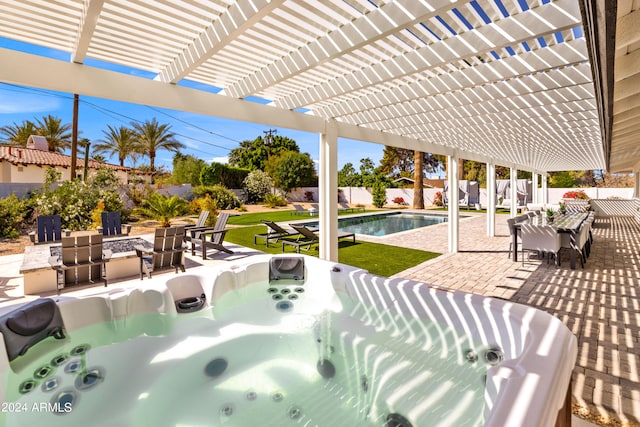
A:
[0,136,149,195]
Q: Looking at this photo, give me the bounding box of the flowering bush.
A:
[433,191,443,207]
[562,190,589,200]
[392,197,406,205]
[243,170,273,203]
[32,167,124,230]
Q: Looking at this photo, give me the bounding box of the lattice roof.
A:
[0,0,609,172]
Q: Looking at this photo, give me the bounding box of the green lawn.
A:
[225,225,440,277]
[227,208,376,226]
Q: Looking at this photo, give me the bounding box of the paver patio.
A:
[379,212,640,426]
[0,211,637,426]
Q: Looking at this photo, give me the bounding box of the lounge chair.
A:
[49,235,112,290]
[282,224,355,253]
[338,202,364,213]
[97,211,131,237]
[292,204,308,215]
[134,226,186,280]
[29,214,70,244]
[254,220,298,246]
[187,212,234,259]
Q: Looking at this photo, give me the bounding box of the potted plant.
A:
[559,201,567,215]
[545,208,554,223]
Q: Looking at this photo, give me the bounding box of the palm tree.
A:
[131,118,185,172]
[134,193,187,227]
[0,120,38,146]
[35,115,72,152]
[94,125,139,167]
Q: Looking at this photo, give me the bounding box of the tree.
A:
[94,125,139,166]
[229,134,299,171]
[379,146,442,179]
[0,120,37,146]
[379,147,414,177]
[359,157,377,187]
[266,151,316,193]
[338,162,361,187]
[170,153,207,186]
[131,118,185,172]
[413,151,424,209]
[35,115,72,152]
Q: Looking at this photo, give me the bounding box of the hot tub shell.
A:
[0,255,576,426]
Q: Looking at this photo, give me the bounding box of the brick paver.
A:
[380,212,640,426]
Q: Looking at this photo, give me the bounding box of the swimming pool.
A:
[0,255,576,426]
[302,212,449,236]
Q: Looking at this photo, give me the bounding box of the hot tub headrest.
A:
[0,298,65,361]
[269,257,304,281]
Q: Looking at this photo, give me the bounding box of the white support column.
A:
[319,119,338,261]
[542,174,548,205]
[510,167,518,218]
[531,172,539,204]
[486,162,496,237]
[447,154,459,253]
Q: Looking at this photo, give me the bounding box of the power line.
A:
[0,83,240,155]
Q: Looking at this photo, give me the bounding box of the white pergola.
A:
[0,0,631,260]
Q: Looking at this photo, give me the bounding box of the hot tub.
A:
[0,255,576,426]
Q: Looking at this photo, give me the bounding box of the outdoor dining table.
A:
[513,212,589,269]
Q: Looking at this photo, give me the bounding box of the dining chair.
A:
[520,224,561,267]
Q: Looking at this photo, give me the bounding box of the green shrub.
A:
[263,193,288,208]
[200,163,249,188]
[192,185,242,209]
[372,180,387,208]
[0,194,28,238]
[189,195,219,227]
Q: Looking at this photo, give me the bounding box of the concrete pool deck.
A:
[0,212,637,426]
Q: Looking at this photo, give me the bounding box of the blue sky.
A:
[0,37,386,172]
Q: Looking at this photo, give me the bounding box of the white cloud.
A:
[0,92,61,114]
[210,156,229,164]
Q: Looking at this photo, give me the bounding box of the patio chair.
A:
[188,212,234,260]
[29,214,70,244]
[254,220,298,246]
[506,217,522,259]
[282,224,355,253]
[49,235,112,289]
[560,222,590,268]
[520,224,561,267]
[184,210,210,231]
[97,211,131,237]
[134,226,186,280]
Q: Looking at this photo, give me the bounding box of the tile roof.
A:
[0,145,131,172]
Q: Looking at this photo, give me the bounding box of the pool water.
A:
[2,281,489,427]
[303,212,448,236]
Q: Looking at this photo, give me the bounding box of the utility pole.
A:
[263,129,276,158]
[70,94,79,180]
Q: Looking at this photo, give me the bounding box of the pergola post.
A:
[542,174,548,205]
[634,171,640,198]
[510,167,518,217]
[486,162,496,237]
[319,119,338,262]
[532,172,539,204]
[447,154,459,253]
